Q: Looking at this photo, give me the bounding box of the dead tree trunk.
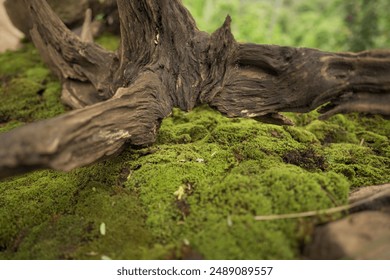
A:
[0,0,389,179]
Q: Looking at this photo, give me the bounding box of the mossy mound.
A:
[0,44,65,128]
[0,42,389,260]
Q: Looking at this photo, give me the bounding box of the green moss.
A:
[123,151,348,259]
[356,131,390,157]
[324,143,390,188]
[189,167,347,259]
[119,110,355,259]
[0,78,64,122]
[0,40,389,260]
[284,126,319,144]
[0,157,154,260]
[306,119,359,144]
[0,121,24,133]
[95,34,120,51]
[0,45,42,77]
[0,44,65,124]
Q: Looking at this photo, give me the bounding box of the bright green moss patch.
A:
[324,143,390,188]
[1,41,389,259]
[0,44,65,125]
[0,157,154,260]
[306,119,359,144]
[0,45,43,77]
[180,167,348,259]
[122,113,351,259]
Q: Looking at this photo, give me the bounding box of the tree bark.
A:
[0,0,389,179]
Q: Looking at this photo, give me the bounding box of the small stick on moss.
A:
[254,188,390,221]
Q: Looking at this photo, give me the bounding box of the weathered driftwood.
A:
[0,0,389,179]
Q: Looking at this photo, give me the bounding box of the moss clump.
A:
[0,44,65,125]
[122,108,351,259]
[0,45,43,77]
[0,121,23,133]
[0,40,389,260]
[324,143,390,188]
[0,157,154,260]
[305,119,359,144]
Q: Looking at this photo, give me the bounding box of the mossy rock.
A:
[0,40,389,260]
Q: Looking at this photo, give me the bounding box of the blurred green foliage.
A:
[183,0,390,51]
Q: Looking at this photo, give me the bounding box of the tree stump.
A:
[0,0,389,179]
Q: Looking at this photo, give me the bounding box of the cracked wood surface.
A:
[0,0,389,179]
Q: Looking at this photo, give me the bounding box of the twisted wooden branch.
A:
[0,0,389,179]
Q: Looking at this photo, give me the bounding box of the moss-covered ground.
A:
[0,37,389,260]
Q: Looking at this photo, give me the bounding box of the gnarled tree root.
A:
[0,0,389,179]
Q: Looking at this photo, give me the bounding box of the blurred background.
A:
[184,0,390,52]
[1,0,389,52]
